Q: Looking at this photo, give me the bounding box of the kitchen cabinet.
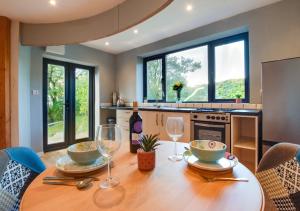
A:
[140,111,160,136]
[231,115,258,173]
[140,111,190,142]
[116,110,132,142]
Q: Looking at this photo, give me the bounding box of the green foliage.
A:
[139,134,160,152]
[147,60,163,100]
[75,70,89,116]
[215,79,245,99]
[235,94,242,99]
[146,56,245,101]
[47,64,65,123]
[47,65,89,124]
[166,56,201,101]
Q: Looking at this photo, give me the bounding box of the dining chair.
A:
[256,143,300,211]
[0,147,46,211]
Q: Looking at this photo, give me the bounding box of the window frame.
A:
[143,32,249,103]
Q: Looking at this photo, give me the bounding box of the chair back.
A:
[256,143,300,211]
[0,147,46,211]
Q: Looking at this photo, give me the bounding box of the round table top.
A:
[20,141,264,211]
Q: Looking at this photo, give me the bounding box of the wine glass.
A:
[95,124,122,189]
[166,117,184,161]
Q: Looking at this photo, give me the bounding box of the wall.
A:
[116,0,300,104]
[30,45,116,152]
[18,45,31,147]
[10,20,20,147]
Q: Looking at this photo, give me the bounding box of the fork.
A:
[202,176,248,182]
[43,176,100,181]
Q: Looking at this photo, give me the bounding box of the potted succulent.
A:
[173,82,184,103]
[235,94,242,103]
[137,134,160,171]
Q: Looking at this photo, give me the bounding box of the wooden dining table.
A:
[20,141,264,211]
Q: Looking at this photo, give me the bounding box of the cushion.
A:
[256,151,300,211]
[0,147,45,211]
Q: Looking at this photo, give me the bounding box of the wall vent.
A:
[45,45,65,55]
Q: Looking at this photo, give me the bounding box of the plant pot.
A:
[137,149,156,171]
[235,98,242,103]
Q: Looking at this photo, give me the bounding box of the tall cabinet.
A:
[231,115,259,173]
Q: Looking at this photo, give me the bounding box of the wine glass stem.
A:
[107,156,112,180]
[173,138,178,156]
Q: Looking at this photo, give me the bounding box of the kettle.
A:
[117,97,126,107]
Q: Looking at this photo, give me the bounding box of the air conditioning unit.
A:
[45,45,65,55]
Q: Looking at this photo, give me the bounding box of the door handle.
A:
[64,102,70,109]
[194,122,225,129]
[161,113,164,127]
[156,113,158,126]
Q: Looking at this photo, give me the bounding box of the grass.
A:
[48,115,89,142]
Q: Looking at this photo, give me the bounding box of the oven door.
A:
[191,121,231,152]
[193,121,226,143]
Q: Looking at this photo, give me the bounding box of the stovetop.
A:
[195,108,233,113]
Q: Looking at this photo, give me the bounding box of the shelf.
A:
[233,137,256,150]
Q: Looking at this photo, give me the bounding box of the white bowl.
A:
[67,141,101,165]
[190,140,226,162]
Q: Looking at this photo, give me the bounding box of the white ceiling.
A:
[0,0,126,23]
[82,0,281,54]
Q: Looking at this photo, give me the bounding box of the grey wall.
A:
[30,45,116,152]
[18,45,31,147]
[116,0,300,104]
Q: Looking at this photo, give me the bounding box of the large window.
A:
[166,46,208,102]
[143,33,249,102]
[146,58,163,101]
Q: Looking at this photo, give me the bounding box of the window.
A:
[166,46,208,102]
[145,58,163,101]
[214,40,246,100]
[143,33,249,102]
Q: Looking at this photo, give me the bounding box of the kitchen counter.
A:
[100,106,262,115]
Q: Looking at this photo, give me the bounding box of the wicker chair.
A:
[0,147,46,211]
[256,143,300,211]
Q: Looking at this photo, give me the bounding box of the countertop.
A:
[100,106,262,116]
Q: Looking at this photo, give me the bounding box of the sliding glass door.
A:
[43,58,94,152]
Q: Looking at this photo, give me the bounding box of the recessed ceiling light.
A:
[49,0,56,6]
[186,4,193,11]
[133,29,139,34]
[105,42,110,46]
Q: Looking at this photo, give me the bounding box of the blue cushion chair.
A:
[0,147,46,211]
[256,143,300,211]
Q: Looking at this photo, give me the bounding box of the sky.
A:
[167,40,245,87]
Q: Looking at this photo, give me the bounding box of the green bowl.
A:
[190,140,226,162]
[67,141,101,165]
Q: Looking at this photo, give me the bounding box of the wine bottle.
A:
[129,101,142,153]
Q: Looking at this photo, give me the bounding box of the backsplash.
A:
[100,102,263,110]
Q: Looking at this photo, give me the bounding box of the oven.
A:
[191,112,231,152]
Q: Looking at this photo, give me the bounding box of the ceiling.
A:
[0,0,126,23]
[82,0,281,54]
